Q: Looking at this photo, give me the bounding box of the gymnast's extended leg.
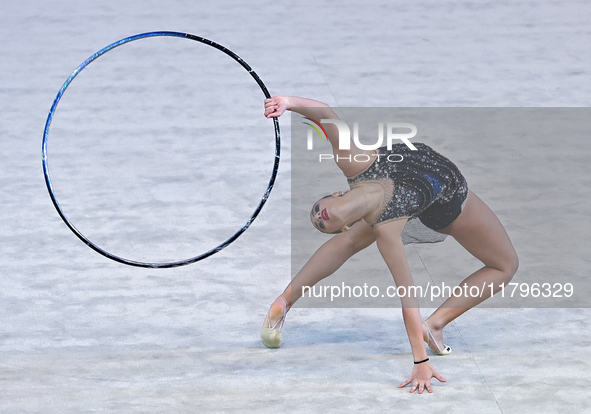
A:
[423,190,519,351]
[263,219,376,333]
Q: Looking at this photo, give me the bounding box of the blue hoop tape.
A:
[42,31,280,268]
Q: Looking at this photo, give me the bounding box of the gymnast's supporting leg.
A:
[263,220,376,328]
[424,190,519,350]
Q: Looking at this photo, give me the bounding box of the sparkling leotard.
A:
[347,143,468,243]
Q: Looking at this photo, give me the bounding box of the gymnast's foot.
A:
[260,296,290,348]
[423,319,451,355]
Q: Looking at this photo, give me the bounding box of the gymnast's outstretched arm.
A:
[373,219,447,393]
[264,96,374,178]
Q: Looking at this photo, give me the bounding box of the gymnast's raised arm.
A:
[264,96,375,178]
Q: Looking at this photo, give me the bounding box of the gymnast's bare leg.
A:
[262,219,376,334]
[421,190,519,351]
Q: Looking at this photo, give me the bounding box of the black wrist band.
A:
[414,358,430,365]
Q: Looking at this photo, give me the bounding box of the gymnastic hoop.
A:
[42,31,280,268]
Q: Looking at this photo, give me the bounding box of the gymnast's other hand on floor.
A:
[399,361,447,394]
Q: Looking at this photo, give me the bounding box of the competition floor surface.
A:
[1,1,590,412]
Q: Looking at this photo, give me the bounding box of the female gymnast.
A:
[261,96,518,394]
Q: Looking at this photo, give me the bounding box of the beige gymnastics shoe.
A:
[423,320,452,355]
[260,297,289,349]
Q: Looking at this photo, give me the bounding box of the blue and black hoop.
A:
[42,31,280,268]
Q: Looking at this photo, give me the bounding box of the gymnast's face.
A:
[310,192,349,234]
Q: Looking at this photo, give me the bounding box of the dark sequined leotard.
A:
[347,143,468,243]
